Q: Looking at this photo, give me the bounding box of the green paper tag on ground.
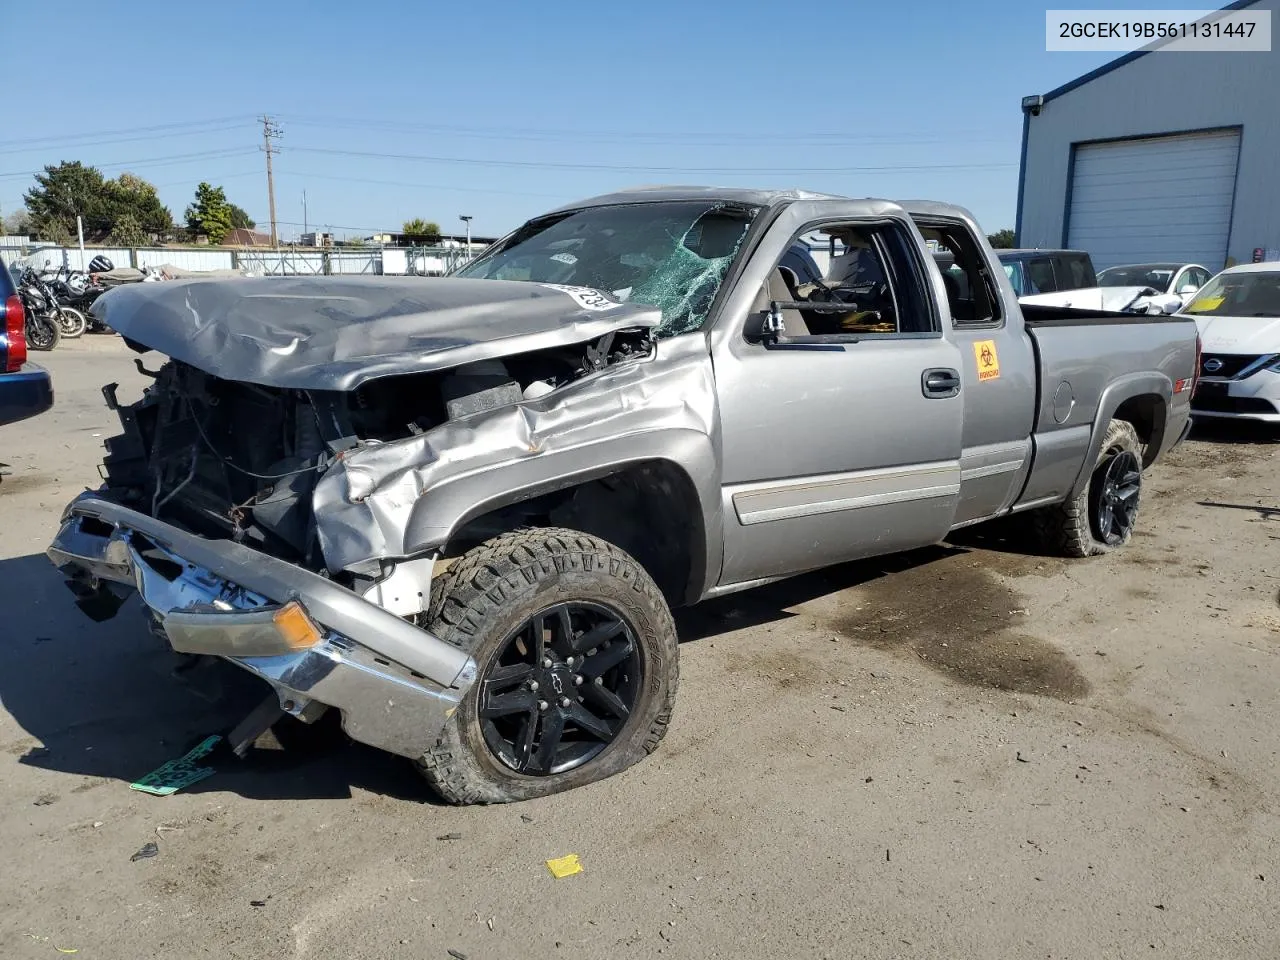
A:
[130,735,222,796]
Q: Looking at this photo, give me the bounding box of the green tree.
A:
[185,182,235,244]
[402,218,441,241]
[105,173,172,239]
[24,161,107,242]
[987,228,1015,249]
[228,203,255,230]
[22,163,172,243]
[108,212,149,247]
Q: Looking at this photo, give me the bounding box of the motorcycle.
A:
[17,270,62,351]
[20,267,85,341]
[46,265,109,333]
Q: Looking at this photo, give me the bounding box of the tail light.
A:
[3,293,25,372]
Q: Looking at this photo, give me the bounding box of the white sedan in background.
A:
[1184,263,1280,423]
[1099,262,1212,307]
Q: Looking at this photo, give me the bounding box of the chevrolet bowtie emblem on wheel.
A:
[1203,358,1223,373]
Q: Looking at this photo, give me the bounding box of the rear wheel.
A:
[1031,419,1143,557]
[416,528,679,804]
[57,307,87,338]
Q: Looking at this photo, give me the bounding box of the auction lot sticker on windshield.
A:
[974,340,1001,381]
[540,283,621,311]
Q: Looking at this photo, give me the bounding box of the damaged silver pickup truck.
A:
[47,187,1200,804]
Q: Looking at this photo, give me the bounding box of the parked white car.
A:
[1099,262,1212,307]
[1184,263,1280,423]
[1020,285,1184,314]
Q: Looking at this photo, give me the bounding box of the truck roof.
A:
[998,249,1088,258]
[548,186,850,213]
[550,187,980,226]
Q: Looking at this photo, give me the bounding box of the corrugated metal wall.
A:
[3,242,472,277]
[136,249,235,271]
[1018,0,1280,269]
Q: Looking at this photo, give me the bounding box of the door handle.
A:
[922,368,961,399]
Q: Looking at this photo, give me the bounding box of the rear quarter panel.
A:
[1018,314,1197,506]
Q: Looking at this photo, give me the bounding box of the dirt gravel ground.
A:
[2,336,1279,960]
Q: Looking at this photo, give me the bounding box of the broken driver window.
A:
[454,201,759,337]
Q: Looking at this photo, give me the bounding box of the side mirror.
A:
[1178,283,1199,295]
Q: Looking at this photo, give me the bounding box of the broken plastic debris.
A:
[130,842,159,862]
[130,735,221,796]
[56,949,78,955]
[546,854,583,879]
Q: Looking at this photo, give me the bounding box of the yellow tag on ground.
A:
[973,339,1000,381]
[546,854,583,879]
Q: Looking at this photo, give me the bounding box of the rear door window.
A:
[1025,258,1057,294]
[1060,254,1095,290]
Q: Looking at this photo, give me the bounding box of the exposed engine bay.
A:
[99,329,653,574]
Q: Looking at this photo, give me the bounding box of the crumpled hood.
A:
[1191,314,1280,354]
[91,275,660,390]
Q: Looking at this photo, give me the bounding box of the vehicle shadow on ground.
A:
[0,552,434,804]
[676,544,962,641]
[3,537,1048,803]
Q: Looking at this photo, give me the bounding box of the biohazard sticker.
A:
[974,339,1000,381]
[540,283,620,311]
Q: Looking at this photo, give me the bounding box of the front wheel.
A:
[416,528,679,804]
[26,314,61,351]
[56,307,86,338]
[1030,419,1143,557]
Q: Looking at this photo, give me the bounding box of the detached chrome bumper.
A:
[46,493,476,759]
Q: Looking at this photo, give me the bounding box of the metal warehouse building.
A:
[1015,0,1279,271]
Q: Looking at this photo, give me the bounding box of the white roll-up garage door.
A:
[1066,129,1240,271]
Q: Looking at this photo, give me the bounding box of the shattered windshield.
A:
[1182,271,1280,317]
[454,201,759,336]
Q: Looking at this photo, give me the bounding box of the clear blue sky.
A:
[0,0,1186,240]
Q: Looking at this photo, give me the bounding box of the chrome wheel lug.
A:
[528,680,539,692]
[593,676,604,686]
[538,700,549,711]
[574,675,583,686]
[560,697,571,708]
[543,657,553,668]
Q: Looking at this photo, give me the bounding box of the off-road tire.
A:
[416,528,679,804]
[1030,418,1143,558]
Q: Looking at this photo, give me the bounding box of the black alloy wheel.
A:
[478,601,640,776]
[1089,447,1141,545]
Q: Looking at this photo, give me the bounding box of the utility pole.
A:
[302,190,308,236]
[459,214,473,260]
[261,115,282,247]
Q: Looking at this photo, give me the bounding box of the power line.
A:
[0,116,255,153]
[0,148,261,182]
[0,121,251,158]
[280,114,1011,148]
[271,169,569,200]
[286,145,1016,175]
[152,169,264,189]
